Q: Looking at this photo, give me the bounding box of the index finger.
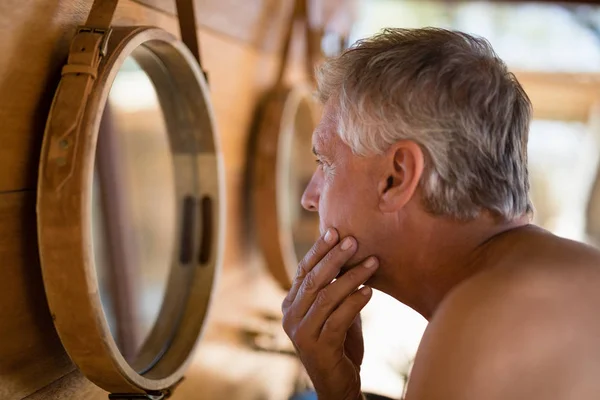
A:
[282,228,339,309]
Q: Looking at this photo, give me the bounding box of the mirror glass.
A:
[287,97,321,259]
[91,55,177,367]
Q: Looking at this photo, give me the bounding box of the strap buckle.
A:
[76,26,112,57]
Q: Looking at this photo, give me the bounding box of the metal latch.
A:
[108,378,183,400]
[108,391,170,400]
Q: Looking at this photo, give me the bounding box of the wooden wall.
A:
[0,0,350,399]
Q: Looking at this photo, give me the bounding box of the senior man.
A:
[281,27,600,400]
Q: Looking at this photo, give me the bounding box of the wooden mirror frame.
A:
[37,26,224,396]
[251,0,329,290]
[253,84,320,290]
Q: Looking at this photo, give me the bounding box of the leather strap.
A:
[82,0,204,69]
[175,0,202,68]
[45,29,107,191]
[85,0,119,29]
[45,0,205,190]
[41,1,208,394]
[275,0,322,86]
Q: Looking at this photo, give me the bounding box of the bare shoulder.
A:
[405,226,600,400]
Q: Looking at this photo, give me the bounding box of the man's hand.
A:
[282,228,379,400]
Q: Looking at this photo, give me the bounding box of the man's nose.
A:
[301,174,319,212]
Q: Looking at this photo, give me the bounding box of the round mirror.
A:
[254,85,321,289]
[37,27,223,394]
[92,55,176,368]
[283,95,321,258]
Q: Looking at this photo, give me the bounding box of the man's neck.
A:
[373,212,531,320]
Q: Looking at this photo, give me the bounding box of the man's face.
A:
[301,101,386,267]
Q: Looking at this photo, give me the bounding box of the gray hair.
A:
[316,28,533,220]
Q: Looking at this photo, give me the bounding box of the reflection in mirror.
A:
[287,97,321,259]
[91,56,176,367]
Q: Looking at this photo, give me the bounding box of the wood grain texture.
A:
[132,0,356,52]
[0,0,88,193]
[0,191,74,400]
[135,0,292,51]
[0,0,303,193]
[24,267,299,400]
[24,371,107,400]
[0,0,305,398]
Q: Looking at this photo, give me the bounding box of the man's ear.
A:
[378,141,425,212]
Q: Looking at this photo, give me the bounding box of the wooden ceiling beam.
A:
[513,71,600,121]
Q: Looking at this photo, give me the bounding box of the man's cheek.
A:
[318,190,349,234]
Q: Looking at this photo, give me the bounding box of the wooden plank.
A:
[24,371,106,400]
[513,71,600,122]
[137,0,293,52]
[0,191,74,400]
[0,1,87,192]
[133,0,355,52]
